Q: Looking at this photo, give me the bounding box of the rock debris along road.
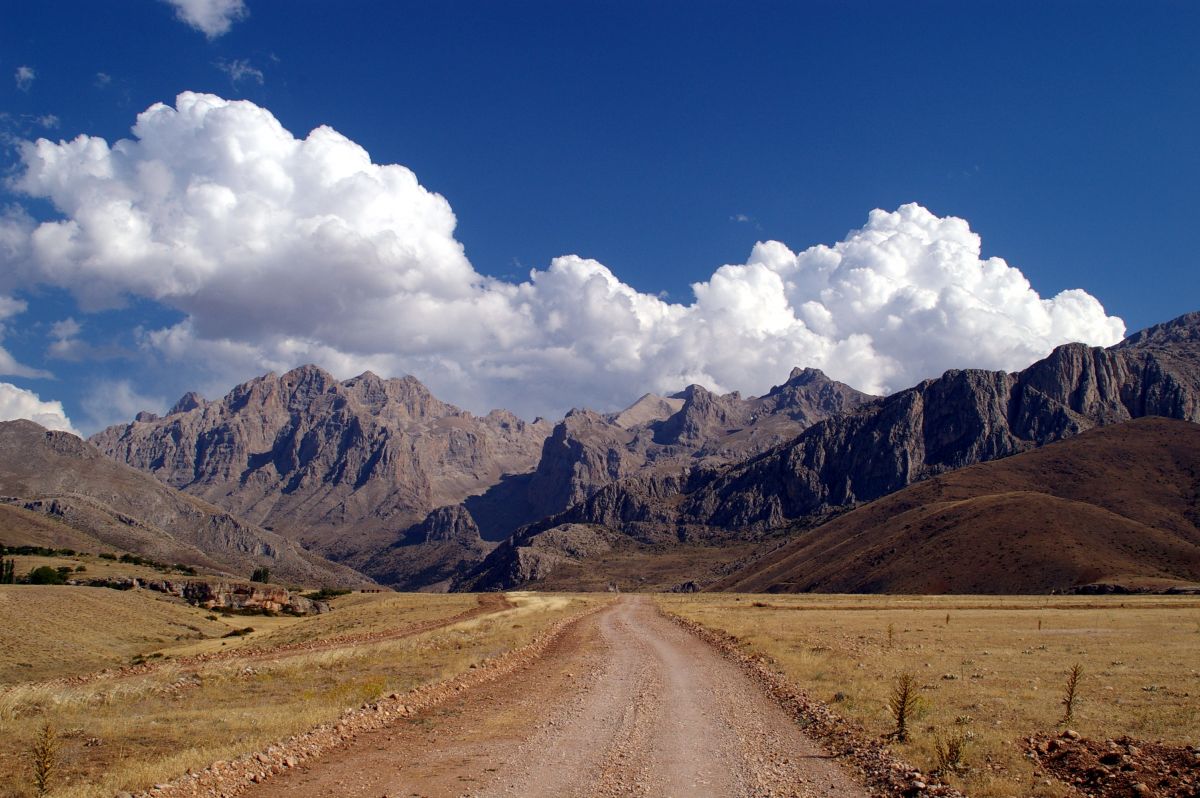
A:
[243,596,869,798]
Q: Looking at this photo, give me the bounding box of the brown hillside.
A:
[0,503,113,552]
[0,420,367,587]
[716,417,1200,594]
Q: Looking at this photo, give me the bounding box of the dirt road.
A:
[243,596,869,798]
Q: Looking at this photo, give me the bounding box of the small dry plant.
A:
[888,672,920,741]
[28,721,59,796]
[933,730,970,774]
[887,622,895,648]
[1060,662,1083,725]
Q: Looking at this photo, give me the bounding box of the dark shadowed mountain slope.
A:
[714,417,1200,594]
[0,420,365,587]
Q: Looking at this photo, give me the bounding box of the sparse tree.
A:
[1,557,15,584]
[888,672,920,741]
[1060,663,1083,725]
[250,566,270,584]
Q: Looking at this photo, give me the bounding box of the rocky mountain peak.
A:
[1116,310,1200,349]
[609,393,685,430]
[168,391,207,416]
[340,370,451,420]
[784,366,831,385]
[657,385,749,446]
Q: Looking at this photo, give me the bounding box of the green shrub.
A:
[250,566,270,583]
[26,566,66,585]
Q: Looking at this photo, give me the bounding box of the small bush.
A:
[98,552,117,561]
[933,730,970,773]
[222,626,255,638]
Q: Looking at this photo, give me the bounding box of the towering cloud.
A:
[4,93,1124,419]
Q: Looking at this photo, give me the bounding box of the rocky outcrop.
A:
[0,420,364,588]
[461,523,619,590]
[90,366,553,571]
[86,577,330,614]
[357,505,495,592]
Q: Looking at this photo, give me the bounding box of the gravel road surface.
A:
[242,595,869,798]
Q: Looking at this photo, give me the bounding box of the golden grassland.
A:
[658,594,1200,798]
[0,586,231,683]
[0,587,599,798]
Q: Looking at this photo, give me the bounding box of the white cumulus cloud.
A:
[164,0,247,38]
[5,93,1125,419]
[0,382,78,435]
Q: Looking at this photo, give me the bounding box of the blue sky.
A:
[0,1,1196,434]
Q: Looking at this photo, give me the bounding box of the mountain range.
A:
[27,309,1199,593]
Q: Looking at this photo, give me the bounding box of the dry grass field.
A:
[658,593,1200,798]
[0,586,231,683]
[0,586,597,798]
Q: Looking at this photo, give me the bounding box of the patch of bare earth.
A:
[202,596,874,798]
[1028,732,1200,798]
